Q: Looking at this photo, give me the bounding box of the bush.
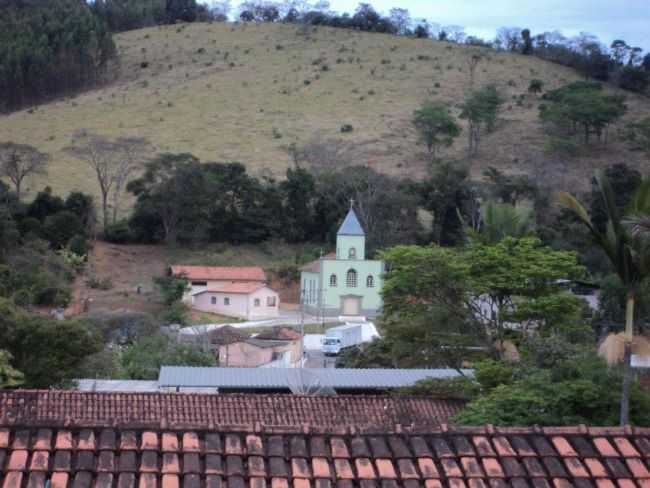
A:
[162,302,189,325]
[340,124,354,133]
[68,234,89,256]
[43,211,84,249]
[398,376,478,400]
[12,289,33,307]
[528,79,544,94]
[104,220,133,244]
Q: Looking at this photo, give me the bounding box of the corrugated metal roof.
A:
[337,208,365,236]
[74,379,159,392]
[158,366,471,389]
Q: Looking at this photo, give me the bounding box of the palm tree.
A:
[462,200,535,244]
[559,172,650,425]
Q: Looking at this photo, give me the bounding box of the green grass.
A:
[1,22,648,207]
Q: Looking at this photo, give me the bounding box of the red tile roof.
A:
[193,283,270,295]
[171,266,266,282]
[300,253,336,273]
[0,418,649,488]
[0,390,462,430]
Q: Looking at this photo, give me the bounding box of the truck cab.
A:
[322,335,343,356]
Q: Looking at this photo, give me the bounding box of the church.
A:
[300,205,384,317]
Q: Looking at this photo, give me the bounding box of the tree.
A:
[0,350,23,388]
[128,153,208,246]
[528,79,544,94]
[155,275,189,306]
[120,334,215,380]
[521,28,533,55]
[465,201,535,244]
[611,40,631,66]
[381,238,584,354]
[617,66,649,93]
[43,211,84,249]
[412,102,461,159]
[461,85,503,157]
[280,167,316,243]
[559,173,650,425]
[65,132,150,232]
[540,81,627,144]
[495,27,522,51]
[625,117,650,160]
[388,8,411,35]
[0,143,49,200]
[453,346,650,426]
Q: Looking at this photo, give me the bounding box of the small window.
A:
[330,274,337,287]
[346,269,357,288]
[224,297,230,306]
[191,281,207,287]
[267,296,277,307]
[211,296,217,305]
[366,275,374,288]
[254,298,260,307]
[348,247,357,259]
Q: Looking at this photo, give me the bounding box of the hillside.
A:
[0,22,649,205]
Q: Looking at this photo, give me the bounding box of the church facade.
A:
[300,207,384,317]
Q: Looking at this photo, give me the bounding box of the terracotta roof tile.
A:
[2,393,650,488]
[171,266,266,282]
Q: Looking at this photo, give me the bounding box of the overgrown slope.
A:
[0,22,648,203]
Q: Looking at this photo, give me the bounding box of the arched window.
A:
[346,269,357,287]
[366,275,374,288]
[348,247,357,259]
[330,274,337,287]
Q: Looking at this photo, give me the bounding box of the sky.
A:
[305,0,650,51]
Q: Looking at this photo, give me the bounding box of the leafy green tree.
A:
[381,238,584,356]
[0,299,102,387]
[120,334,215,380]
[460,85,503,157]
[521,28,533,55]
[560,173,650,425]
[0,350,23,388]
[412,102,461,159]
[540,81,627,144]
[453,347,650,426]
[280,167,316,243]
[155,275,189,306]
[43,211,84,249]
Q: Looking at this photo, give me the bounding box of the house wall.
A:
[246,287,280,319]
[182,279,265,302]
[192,287,279,319]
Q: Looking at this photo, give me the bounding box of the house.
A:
[170,265,279,319]
[300,205,384,317]
[0,389,646,488]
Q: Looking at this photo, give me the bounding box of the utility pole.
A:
[299,286,305,368]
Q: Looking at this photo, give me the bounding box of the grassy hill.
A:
[1,22,648,206]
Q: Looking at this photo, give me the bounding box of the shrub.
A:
[162,302,189,325]
[12,289,33,307]
[68,234,88,256]
[104,220,133,244]
[528,79,544,94]
[140,61,149,69]
[340,124,354,133]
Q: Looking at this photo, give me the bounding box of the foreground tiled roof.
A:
[171,266,266,282]
[0,391,462,430]
[2,423,650,488]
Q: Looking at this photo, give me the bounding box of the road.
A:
[304,349,337,368]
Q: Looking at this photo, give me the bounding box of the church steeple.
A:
[336,204,365,259]
[337,203,365,236]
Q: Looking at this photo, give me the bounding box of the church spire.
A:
[337,206,365,236]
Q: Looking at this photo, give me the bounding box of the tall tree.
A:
[461,85,503,157]
[559,172,650,425]
[0,143,49,200]
[412,102,461,159]
[65,131,150,232]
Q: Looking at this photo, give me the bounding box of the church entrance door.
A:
[341,296,361,315]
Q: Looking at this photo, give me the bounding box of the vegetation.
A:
[0,0,115,112]
[412,102,461,159]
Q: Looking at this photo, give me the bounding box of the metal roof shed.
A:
[158,366,471,392]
